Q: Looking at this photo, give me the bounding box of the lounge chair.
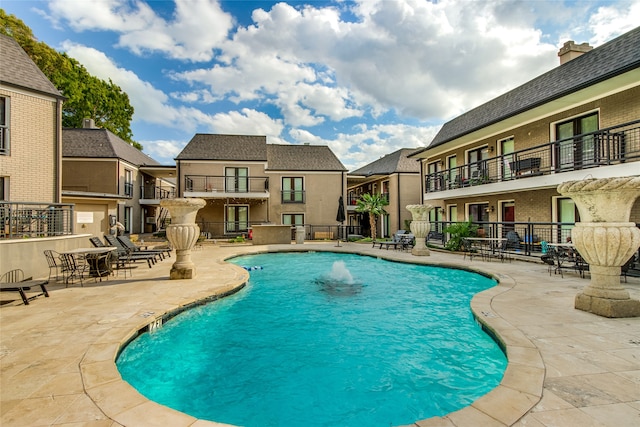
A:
[117,235,172,259]
[104,235,157,268]
[0,269,49,305]
[373,230,406,250]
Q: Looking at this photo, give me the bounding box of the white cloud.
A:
[209,108,285,137]
[141,139,185,164]
[50,0,233,61]
[587,0,640,45]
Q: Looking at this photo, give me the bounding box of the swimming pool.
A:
[117,252,506,427]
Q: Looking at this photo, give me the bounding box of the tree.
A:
[355,193,388,240]
[0,10,140,149]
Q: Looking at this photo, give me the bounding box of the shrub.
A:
[443,221,478,251]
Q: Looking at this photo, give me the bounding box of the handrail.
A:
[0,202,74,240]
[425,120,640,192]
[185,175,269,193]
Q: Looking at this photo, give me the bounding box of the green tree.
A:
[355,193,388,240]
[0,10,139,149]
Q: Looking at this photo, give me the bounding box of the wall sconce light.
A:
[489,146,494,153]
[440,160,445,167]
[485,206,495,213]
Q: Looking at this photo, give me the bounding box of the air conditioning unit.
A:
[146,217,155,224]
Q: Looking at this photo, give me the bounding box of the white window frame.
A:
[0,96,10,156]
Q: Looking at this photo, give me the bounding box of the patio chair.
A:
[111,250,138,279]
[43,249,64,282]
[59,253,90,286]
[117,235,171,259]
[89,236,106,247]
[0,269,49,305]
[104,235,157,268]
[541,250,556,276]
[621,255,635,283]
[373,230,405,250]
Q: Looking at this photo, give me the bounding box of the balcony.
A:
[281,190,305,204]
[139,185,176,204]
[1,202,74,239]
[184,175,269,199]
[425,120,640,194]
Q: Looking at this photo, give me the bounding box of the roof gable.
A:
[0,34,62,98]
[62,128,160,166]
[266,144,346,171]
[349,148,420,176]
[425,26,640,150]
[176,134,267,161]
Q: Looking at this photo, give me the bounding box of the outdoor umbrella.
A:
[336,196,346,246]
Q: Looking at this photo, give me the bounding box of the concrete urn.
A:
[160,198,206,280]
[406,204,434,256]
[557,176,640,317]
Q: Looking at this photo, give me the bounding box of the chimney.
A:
[558,40,593,65]
[82,118,96,129]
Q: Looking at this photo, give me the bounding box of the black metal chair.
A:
[43,250,63,282]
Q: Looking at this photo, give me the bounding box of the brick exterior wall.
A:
[0,89,59,202]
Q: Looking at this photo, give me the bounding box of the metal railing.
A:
[140,185,175,200]
[281,190,305,203]
[185,176,269,194]
[196,222,363,241]
[0,202,74,239]
[425,120,640,192]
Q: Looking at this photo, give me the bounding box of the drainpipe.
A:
[55,99,62,203]
[397,173,401,231]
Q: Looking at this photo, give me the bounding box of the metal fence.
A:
[197,222,363,241]
[1,202,74,239]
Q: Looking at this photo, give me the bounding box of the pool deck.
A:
[1,242,639,427]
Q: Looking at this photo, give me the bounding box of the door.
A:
[556,113,599,170]
[226,168,248,193]
[226,205,248,233]
[500,137,515,180]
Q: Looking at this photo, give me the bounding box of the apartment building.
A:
[176,134,347,239]
[410,26,640,243]
[62,121,175,237]
[347,148,421,238]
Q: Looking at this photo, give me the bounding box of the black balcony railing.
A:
[140,185,175,200]
[425,120,640,193]
[185,175,269,194]
[1,202,74,239]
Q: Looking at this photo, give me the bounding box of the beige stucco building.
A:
[176,134,347,239]
[347,148,422,238]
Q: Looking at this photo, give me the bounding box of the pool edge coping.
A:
[80,245,543,427]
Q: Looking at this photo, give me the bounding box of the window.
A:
[0,177,6,200]
[226,205,248,232]
[448,205,457,223]
[282,177,304,203]
[226,167,248,193]
[555,112,599,170]
[447,156,457,188]
[556,197,579,242]
[0,97,9,155]
[426,161,441,191]
[123,207,132,233]
[467,146,489,179]
[381,180,390,203]
[124,169,133,196]
[499,137,515,179]
[283,214,304,225]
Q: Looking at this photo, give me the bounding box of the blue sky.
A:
[2,0,639,170]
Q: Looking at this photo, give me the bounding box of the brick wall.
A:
[0,88,58,203]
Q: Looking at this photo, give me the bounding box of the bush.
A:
[443,221,478,251]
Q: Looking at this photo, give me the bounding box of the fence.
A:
[1,202,74,239]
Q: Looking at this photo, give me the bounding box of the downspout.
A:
[55,98,62,203]
[397,173,401,231]
[419,160,424,203]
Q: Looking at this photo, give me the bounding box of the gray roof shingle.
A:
[266,144,346,171]
[0,34,63,98]
[418,26,640,152]
[63,128,160,166]
[349,148,421,176]
[176,134,268,161]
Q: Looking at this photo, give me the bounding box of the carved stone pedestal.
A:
[406,204,434,256]
[558,177,640,318]
[160,198,206,280]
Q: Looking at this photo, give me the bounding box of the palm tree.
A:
[355,193,389,240]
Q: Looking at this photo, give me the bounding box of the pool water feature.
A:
[117,252,507,427]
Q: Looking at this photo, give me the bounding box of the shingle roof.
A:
[0,34,63,98]
[349,148,421,176]
[266,144,347,171]
[63,128,160,166]
[417,26,640,152]
[176,134,268,161]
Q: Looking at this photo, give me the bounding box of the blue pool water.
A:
[117,252,506,427]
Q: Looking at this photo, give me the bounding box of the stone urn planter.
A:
[160,198,206,280]
[557,176,640,317]
[406,204,434,256]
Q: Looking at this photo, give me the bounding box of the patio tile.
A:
[579,402,640,427]
[528,407,609,427]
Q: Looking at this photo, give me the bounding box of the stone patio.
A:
[1,242,639,426]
